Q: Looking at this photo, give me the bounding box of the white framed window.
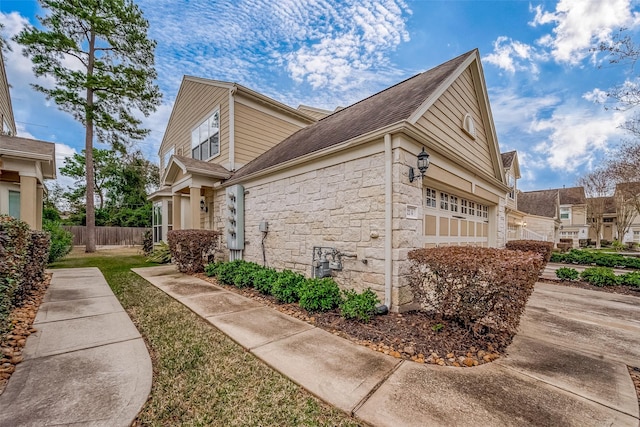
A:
[482,205,488,219]
[450,196,458,213]
[440,192,449,210]
[461,199,468,214]
[425,188,437,208]
[560,207,570,220]
[191,110,220,161]
[507,174,515,199]
[8,190,20,219]
[152,202,162,243]
[469,201,475,216]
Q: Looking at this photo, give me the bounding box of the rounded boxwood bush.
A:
[253,267,278,294]
[580,267,618,287]
[271,269,305,303]
[339,288,380,323]
[298,278,342,312]
[618,271,640,288]
[555,267,579,281]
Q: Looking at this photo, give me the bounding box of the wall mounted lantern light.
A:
[200,199,208,213]
[409,147,430,183]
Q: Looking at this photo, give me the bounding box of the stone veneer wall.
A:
[239,151,388,299]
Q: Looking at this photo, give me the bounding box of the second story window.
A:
[507,174,515,199]
[560,207,570,220]
[192,110,220,161]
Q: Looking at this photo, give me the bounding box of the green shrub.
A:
[580,267,618,287]
[298,278,342,312]
[611,240,625,251]
[271,270,305,303]
[618,271,640,287]
[204,262,220,277]
[215,260,243,285]
[253,267,278,294]
[43,219,72,263]
[339,288,380,323]
[147,241,171,264]
[552,249,640,269]
[555,267,579,281]
[232,261,262,288]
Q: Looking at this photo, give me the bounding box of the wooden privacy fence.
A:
[62,226,150,246]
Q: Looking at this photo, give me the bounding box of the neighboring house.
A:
[0,55,56,230]
[152,49,514,311]
[615,182,640,243]
[516,189,561,243]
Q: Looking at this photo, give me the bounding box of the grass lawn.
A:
[50,250,363,427]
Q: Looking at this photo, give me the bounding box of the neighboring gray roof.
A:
[559,186,586,205]
[231,49,477,181]
[501,150,516,169]
[517,189,558,218]
[589,196,616,214]
[616,181,640,197]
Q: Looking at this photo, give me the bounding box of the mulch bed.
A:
[0,274,51,395]
[196,274,503,367]
[539,277,640,295]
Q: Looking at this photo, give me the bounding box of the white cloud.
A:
[531,106,627,171]
[138,0,411,104]
[483,36,546,75]
[53,143,77,190]
[530,0,640,65]
[583,88,608,103]
[489,87,560,135]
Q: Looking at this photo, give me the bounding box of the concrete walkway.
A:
[0,268,152,427]
[134,265,640,427]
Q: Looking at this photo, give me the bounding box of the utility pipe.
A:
[384,133,392,309]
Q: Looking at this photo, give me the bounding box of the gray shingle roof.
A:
[517,189,558,218]
[231,49,477,181]
[172,155,231,179]
[559,186,586,205]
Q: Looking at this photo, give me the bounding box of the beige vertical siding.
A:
[234,103,308,166]
[159,80,230,168]
[0,56,16,135]
[414,68,494,176]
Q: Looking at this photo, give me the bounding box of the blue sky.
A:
[2,0,640,192]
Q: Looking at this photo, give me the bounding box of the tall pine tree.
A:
[16,0,161,252]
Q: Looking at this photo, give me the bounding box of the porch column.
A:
[19,175,37,229]
[190,186,201,229]
[36,185,44,230]
[172,194,182,230]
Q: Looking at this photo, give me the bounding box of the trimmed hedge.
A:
[167,229,221,274]
[550,249,640,269]
[505,240,554,264]
[0,215,50,336]
[580,267,617,287]
[204,260,380,321]
[555,267,579,281]
[408,246,543,339]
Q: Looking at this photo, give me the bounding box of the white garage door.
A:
[423,187,490,247]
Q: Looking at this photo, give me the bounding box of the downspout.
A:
[384,133,392,309]
[229,87,236,171]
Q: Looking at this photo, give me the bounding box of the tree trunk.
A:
[85,28,96,253]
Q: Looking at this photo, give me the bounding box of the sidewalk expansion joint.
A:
[350,359,404,416]
[499,363,639,420]
[29,336,143,361]
[247,325,314,352]
[34,309,126,325]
